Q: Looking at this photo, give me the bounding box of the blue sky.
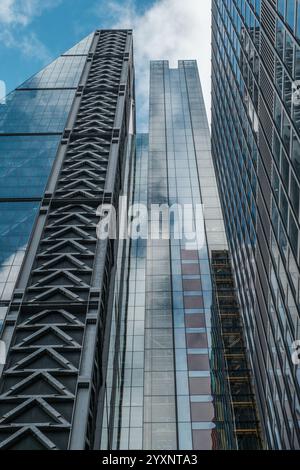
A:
[0,0,211,129]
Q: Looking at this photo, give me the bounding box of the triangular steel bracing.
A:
[0,29,134,450]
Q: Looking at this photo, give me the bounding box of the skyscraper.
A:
[0,30,261,450]
[0,29,135,450]
[0,35,96,329]
[211,0,300,449]
[102,60,261,450]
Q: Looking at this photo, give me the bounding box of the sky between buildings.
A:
[0,0,212,130]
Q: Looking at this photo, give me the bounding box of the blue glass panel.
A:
[0,202,39,301]
[0,135,60,198]
[0,89,75,134]
[18,56,87,89]
[63,33,94,55]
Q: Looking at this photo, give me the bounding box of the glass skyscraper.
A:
[211,0,300,449]
[0,30,135,450]
[0,33,94,329]
[102,60,261,450]
[0,30,262,450]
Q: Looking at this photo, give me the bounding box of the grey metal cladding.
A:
[0,29,134,450]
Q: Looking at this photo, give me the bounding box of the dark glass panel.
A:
[191,402,215,422]
[187,354,210,371]
[184,296,204,309]
[189,377,212,395]
[0,89,75,134]
[0,136,60,198]
[0,202,39,301]
[192,430,214,450]
[18,56,86,89]
[185,314,206,328]
[186,333,208,349]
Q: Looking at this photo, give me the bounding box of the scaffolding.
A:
[211,250,263,450]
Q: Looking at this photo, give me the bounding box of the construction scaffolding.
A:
[211,250,263,450]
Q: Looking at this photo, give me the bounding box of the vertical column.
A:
[143,62,178,450]
[116,134,148,450]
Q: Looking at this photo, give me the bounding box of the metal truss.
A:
[0,29,134,450]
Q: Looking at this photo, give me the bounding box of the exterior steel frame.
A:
[0,29,134,450]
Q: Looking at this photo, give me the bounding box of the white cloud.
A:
[0,0,61,26]
[0,0,61,62]
[0,0,16,24]
[0,29,51,63]
[95,0,212,130]
[0,80,6,104]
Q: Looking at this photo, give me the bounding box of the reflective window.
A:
[0,202,39,302]
[211,0,300,448]
[18,56,87,89]
[0,89,75,134]
[292,130,300,177]
[0,136,60,198]
[63,33,94,55]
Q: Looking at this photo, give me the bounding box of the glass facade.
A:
[0,33,93,314]
[101,134,137,451]
[0,136,60,198]
[63,33,94,56]
[211,0,300,449]
[0,202,39,304]
[107,61,244,450]
[0,26,264,450]
[116,133,149,450]
[18,56,87,90]
[0,89,76,134]
[146,60,228,450]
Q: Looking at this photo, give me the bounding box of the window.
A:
[291,131,300,178]
[286,0,295,31]
[282,112,291,152]
[290,172,300,216]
